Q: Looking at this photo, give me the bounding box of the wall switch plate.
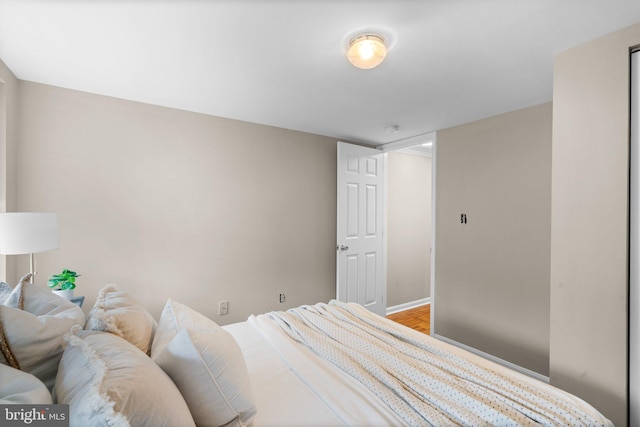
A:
[279,293,286,303]
[218,300,229,315]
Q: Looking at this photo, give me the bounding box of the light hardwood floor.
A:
[386,304,430,335]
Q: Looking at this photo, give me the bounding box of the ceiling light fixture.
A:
[347,34,387,70]
[384,125,400,134]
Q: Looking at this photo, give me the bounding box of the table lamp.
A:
[0,212,59,282]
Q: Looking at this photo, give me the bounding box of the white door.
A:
[336,142,386,316]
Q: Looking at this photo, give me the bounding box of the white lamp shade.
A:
[0,212,59,255]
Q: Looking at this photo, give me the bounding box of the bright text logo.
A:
[1,405,68,426]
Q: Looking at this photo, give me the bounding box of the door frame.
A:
[629,47,639,427]
[368,131,437,329]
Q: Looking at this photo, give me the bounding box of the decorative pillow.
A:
[86,284,157,354]
[54,330,195,427]
[0,275,86,391]
[0,282,12,304]
[152,299,256,427]
[151,298,217,355]
[4,273,83,316]
[0,364,52,404]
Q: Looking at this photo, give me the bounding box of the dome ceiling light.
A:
[347,34,387,70]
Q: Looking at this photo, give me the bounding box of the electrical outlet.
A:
[279,293,286,303]
[218,300,229,315]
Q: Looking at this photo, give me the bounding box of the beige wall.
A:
[434,102,552,376]
[0,59,19,280]
[387,151,431,307]
[13,82,338,324]
[550,23,640,427]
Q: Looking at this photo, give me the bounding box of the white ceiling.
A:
[1,1,640,146]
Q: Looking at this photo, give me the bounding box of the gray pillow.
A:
[54,330,195,427]
[0,282,12,304]
[0,364,52,404]
[1,277,85,390]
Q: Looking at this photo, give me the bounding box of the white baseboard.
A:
[433,334,550,384]
[386,298,430,315]
[385,300,548,383]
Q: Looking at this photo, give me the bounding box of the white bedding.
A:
[224,316,403,426]
[224,301,613,427]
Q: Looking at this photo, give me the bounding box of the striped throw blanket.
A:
[266,301,608,427]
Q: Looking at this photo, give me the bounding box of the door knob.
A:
[337,244,349,251]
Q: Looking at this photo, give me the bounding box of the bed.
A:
[225,301,612,427]
[0,277,613,427]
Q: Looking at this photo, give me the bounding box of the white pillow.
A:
[151,298,216,355]
[0,364,52,404]
[0,276,86,390]
[152,299,257,427]
[86,284,157,354]
[54,330,195,427]
[4,273,82,316]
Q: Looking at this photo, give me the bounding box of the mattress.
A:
[224,317,403,426]
[223,302,613,427]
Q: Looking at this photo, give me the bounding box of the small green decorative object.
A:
[47,269,80,291]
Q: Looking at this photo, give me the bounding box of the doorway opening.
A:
[336,133,436,324]
[378,132,435,327]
